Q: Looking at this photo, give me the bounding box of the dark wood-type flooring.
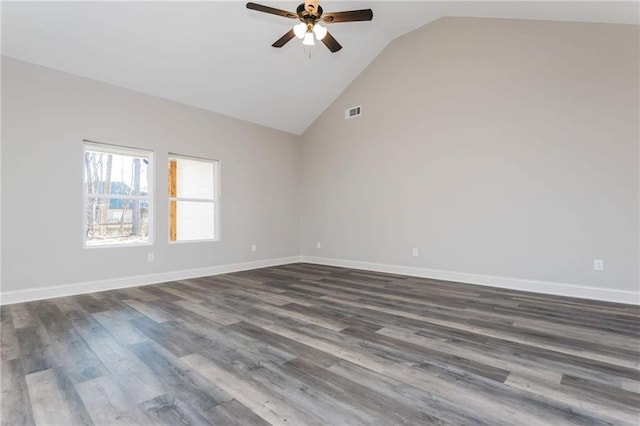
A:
[2,263,639,425]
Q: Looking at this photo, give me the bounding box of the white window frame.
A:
[168,154,220,244]
[82,140,154,248]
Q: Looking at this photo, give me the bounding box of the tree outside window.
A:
[84,142,153,247]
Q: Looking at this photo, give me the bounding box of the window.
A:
[83,141,153,247]
[168,155,219,242]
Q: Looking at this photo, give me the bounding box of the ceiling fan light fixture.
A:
[246,2,373,53]
[313,23,327,40]
[302,31,315,46]
[293,22,307,39]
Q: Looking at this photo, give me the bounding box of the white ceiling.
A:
[2,1,638,135]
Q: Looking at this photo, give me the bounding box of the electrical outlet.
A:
[593,259,604,271]
[147,253,155,262]
[316,242,322,249]
[412,248,419,257]
[251,244,257,252]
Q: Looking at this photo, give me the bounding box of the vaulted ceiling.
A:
[2,1,637,134]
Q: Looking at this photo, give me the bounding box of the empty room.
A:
[1,1,639,425]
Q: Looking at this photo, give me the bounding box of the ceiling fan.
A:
[246,1,373,52]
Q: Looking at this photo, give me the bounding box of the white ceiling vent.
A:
[345,105,362,120]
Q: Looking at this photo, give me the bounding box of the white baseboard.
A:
[3,255,637,306]
[0,256,302,305]
[300,256,639,305]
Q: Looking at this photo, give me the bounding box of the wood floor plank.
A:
[35,301,107,384]
[75,294,115,314]
[319,294,640,370]
[261,323,396,373]
[130,318,196,357]
[385,362,620,425]
[181,353,327,425]
[281,357,442,425]
[91,310,149,346]
[327,359,492,425]
[241,361,378,425]
[560,374,640,407]
[0,307,21,361]
[225,321,342,368]
[128,340,232,417]
[344,327,511,382]
[155,282,209,303]
[505,373,640,424]
[147,297,227,331]
[15,324,57,376]
[122,299,172,323]
[76,376,154,425]
[154,314,296,369]
[412,322,640,382]
[205,398,270,426]
[1,359,35,426]
[9,303,39,329]
[268,322,590,424]
[172,299,242,326]
[115,287,159,302]
[26,367,94,426]
[139,393,213,426]
[69,312,166,405]
[2,263,638,425]
[376,325,627,389]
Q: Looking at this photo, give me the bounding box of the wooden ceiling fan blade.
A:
[272,29,296,48]
[246,2,297,19]
[321,31,342,53]
[321,9,373,23]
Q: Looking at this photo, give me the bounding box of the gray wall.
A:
[301,18,639,291]
[3,17,639,298]
[2,57,300,292]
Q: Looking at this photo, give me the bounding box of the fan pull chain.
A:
[302,45,312,59]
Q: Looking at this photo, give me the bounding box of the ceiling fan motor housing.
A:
[299,2,322,20]
[303,0,321,15]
